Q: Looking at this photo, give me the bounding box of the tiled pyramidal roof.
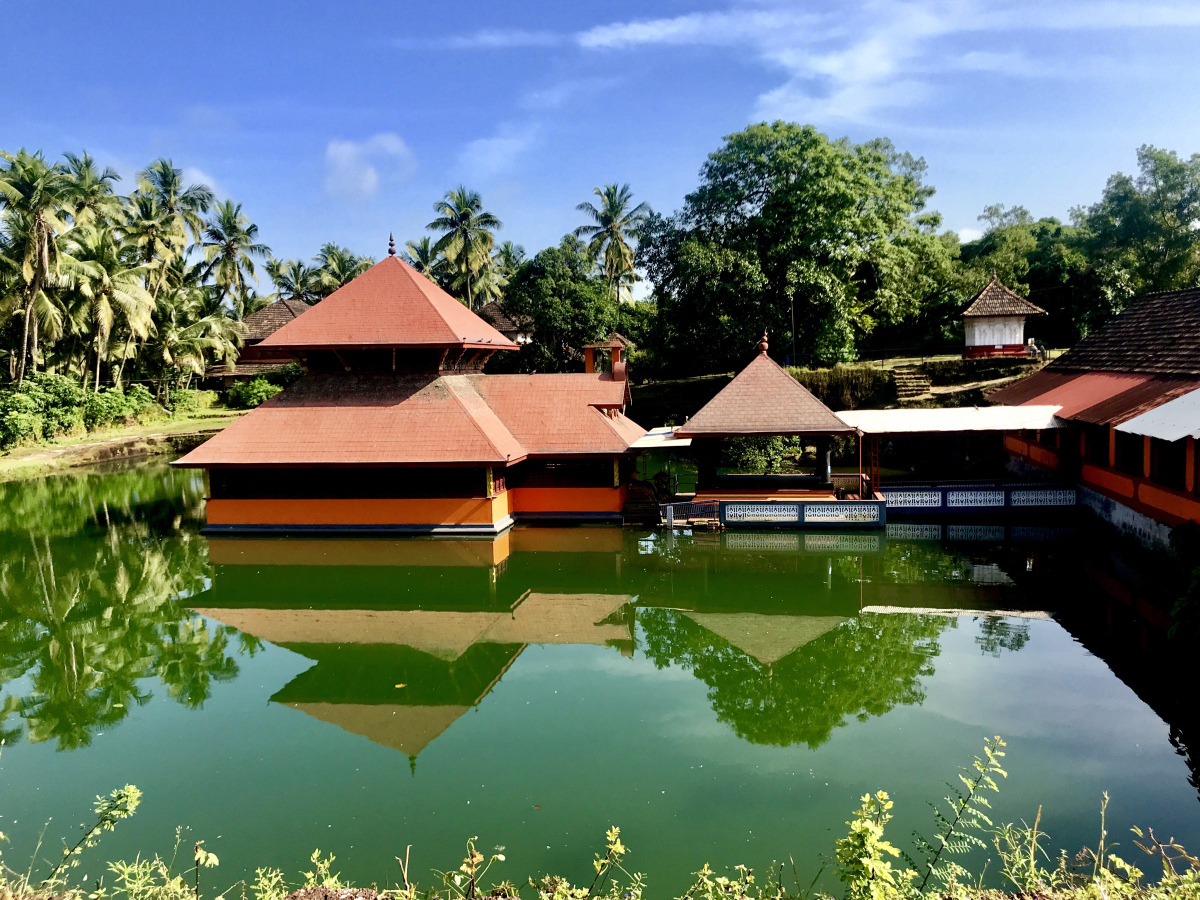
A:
[962,278,1046,318]
[259,256,517,350]
[176,372,642,466]
[675,343,855,438]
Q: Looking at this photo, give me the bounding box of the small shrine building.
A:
[175,250,645,534]
[962,278,1045,359]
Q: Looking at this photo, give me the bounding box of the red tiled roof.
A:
[989,368,1200,425]
[242,297,311,342]
[962,278,1046,318]
[259,256,518,351]
[675,351,855,438]
[174,372,644,468]
[472,374,641,455]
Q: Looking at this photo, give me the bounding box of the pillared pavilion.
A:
[175,248,646,534]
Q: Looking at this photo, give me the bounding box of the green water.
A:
[0,462,1196,894]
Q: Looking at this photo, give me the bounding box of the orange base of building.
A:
[204,486,627,535]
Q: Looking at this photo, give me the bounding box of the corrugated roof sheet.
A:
[675,351,855,437]
[1115,386,1200,441]
[987,368,1200,426]
[1047,287,1200,376]
[174,371,645,467]
[259,256,518,350]
[836,406,1063,434]
[962,278,1046,318]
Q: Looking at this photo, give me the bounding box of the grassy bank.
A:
[6,738,1198,900]
[0,409,241,482]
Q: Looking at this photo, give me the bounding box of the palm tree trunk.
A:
[94,336,103,393]
[31,316,39,375]
[17,290,35,386]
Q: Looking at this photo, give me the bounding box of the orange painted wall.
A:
[507,486,626,514]
[206,496,506,527]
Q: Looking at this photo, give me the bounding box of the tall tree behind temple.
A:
[575,184,650,304]
[489,235,614,374]
[428,186,501,309]
[638,123,956,372]
[1076,145,1200,303]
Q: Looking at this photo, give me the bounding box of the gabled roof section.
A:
[242,297,311,342]
[675,348,855,438]
[962,278,1046,318]
[174,373,525,467]
[471,373,645,455]
[259,256,518,351]
[1046,288,1200,376]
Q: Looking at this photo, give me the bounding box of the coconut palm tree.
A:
[266,257,321,306]
[314,242,371,296]
[575,184,650,304]
[198,201,269,304]
[401,236,447,283]
[494,241,526,280]
[428,187,501,309]
[65,226,154,391]
[148,286,241,399]
[63,152,123,228]
[0,150,86,383]
[119,192,185,300]
[136,158,213,244]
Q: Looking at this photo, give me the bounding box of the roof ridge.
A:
[440,375,527,463]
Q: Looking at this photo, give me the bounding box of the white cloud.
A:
[181,166,225,201]
[324,133,416,200]
[430,0,1200,125]
[457,122,539,180]
[957,227,984,242]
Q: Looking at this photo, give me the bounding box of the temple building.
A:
[962,278,1045,359]
[989,287,1200,543]
[175,248,645,534]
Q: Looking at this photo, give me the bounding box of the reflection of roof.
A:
[286,702,469,757]
[987,369,1200,425]
[242,297,312,342]
[962,279,1045,318]
[684,613,845,665]
[1115,386,1200,441]
[837,405,1062,434]
[1046,288,1200,376]
[193,592,633,659]
[259,257,517,351]
[675,351,855,437]
[175,372,644,467]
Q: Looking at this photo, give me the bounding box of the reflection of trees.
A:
[974,618,1031,656]
[639,609,948,748]
[0,464,234,750]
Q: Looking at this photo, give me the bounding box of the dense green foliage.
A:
[487,237,617,373]
[0,373,161,448]
[227,376,283,409]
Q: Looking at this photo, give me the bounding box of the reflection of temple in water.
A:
[188,522,1193,771]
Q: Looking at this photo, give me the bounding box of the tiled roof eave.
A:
[259,341,519,351]
[172,456,531,469]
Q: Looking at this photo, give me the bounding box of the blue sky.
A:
[6,0,1200,283]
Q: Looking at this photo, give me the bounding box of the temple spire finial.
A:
[388,233,396,257]
[757,330,769,354]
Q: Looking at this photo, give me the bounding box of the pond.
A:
[0,461,1196,894]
